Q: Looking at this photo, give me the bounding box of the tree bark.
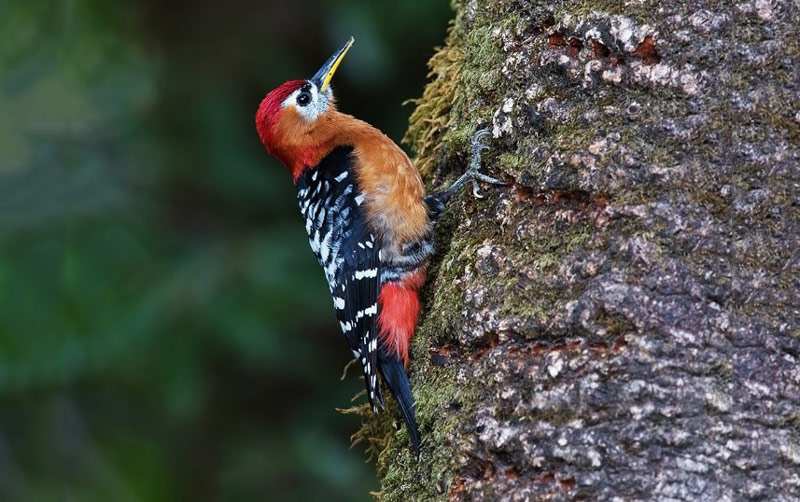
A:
[368,0,800,500]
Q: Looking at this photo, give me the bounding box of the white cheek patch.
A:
[282,83,330,122]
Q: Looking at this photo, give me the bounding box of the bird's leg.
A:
[424,128,505,220]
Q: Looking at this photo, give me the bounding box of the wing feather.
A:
[297,146,383,412]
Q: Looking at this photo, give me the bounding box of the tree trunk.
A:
[365,0,800,500]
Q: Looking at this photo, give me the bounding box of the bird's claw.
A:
[472,180,483,198]
[467,128,505,197]
[471,128,492,156]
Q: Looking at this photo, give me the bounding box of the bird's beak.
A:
[311,37,354,93]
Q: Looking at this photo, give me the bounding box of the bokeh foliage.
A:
[0,1,450,500]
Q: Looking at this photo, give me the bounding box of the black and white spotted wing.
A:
[295,146,384,411]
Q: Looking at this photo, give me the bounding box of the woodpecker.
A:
[255,37,500,453]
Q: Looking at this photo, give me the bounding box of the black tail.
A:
[378,351,421,454]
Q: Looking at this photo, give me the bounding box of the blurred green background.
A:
[0,1,451,500]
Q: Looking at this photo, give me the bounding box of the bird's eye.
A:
[297,93,311,107]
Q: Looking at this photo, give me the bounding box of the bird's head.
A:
[256,37,354,179]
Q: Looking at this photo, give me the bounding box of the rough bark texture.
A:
[364,0,800,500]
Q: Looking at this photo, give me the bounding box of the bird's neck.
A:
[278,111,378,183]
[284,146,330,182]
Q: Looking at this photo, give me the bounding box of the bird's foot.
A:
[467,128,505,198]
[426,128,505,215]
